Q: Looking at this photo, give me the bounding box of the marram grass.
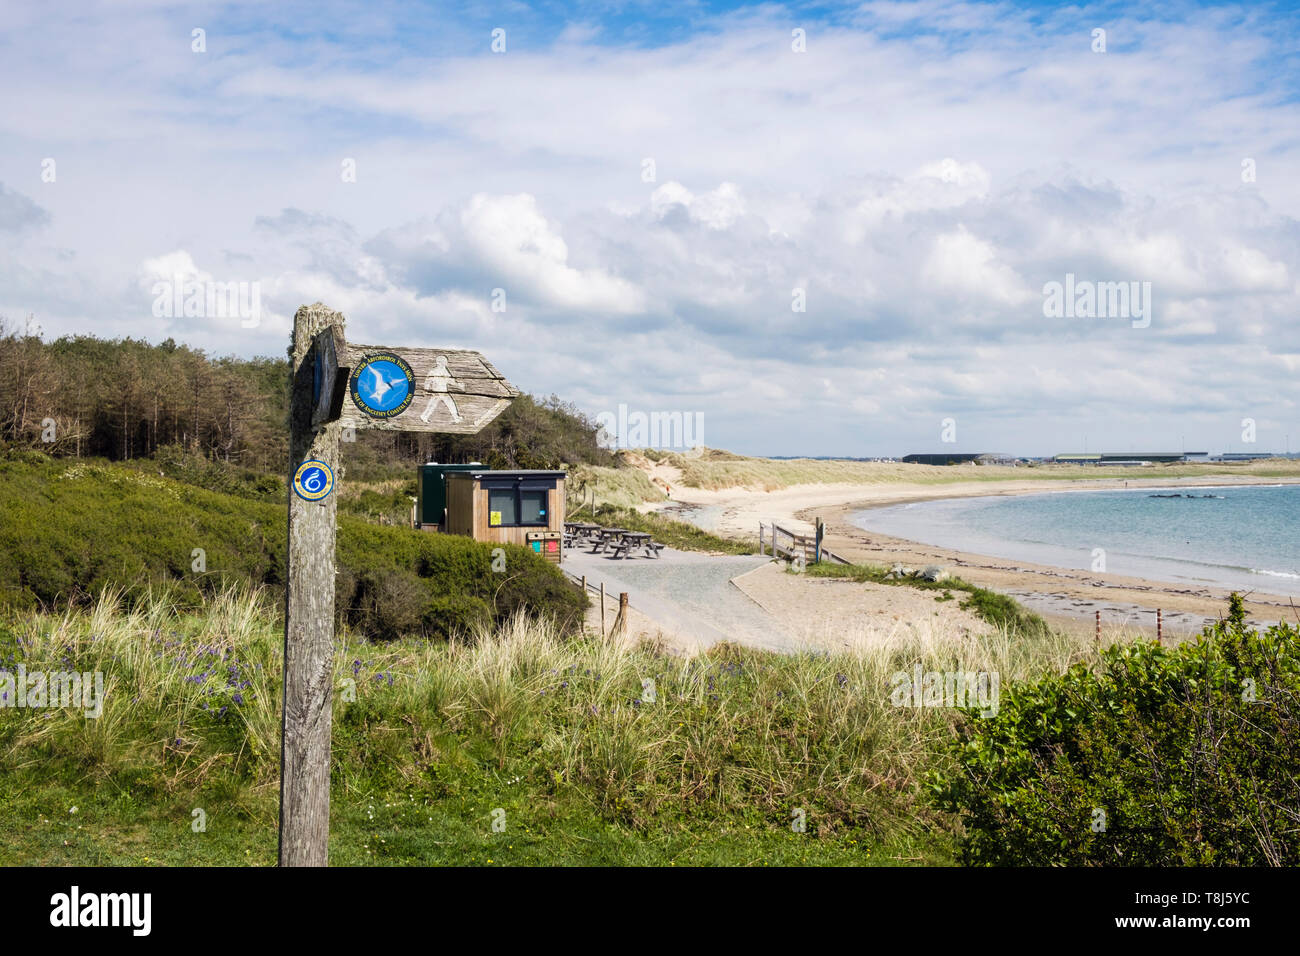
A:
[0,584,1107,865]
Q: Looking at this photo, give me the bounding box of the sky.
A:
[1,0,1298,457]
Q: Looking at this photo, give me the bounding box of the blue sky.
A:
[1,0,1298,456]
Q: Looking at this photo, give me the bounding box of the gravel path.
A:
[562,546,795,652]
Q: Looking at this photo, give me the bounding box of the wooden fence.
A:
[758,518,850,565]
[561,568,629,637]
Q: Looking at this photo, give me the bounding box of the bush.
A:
[931,594,1300,865]
[350,571,429,641]
[423,594,492,641]
[0,456,585,641]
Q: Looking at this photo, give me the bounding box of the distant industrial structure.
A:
[901,453,1017,466]
[1212,452,1294,462]
[897,450,1295,467]
[1052,452,1207,465]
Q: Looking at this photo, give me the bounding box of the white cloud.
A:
[650,181,747,230]
[459,193,646,313]
[0,2,1297,453]
[922,226,1033,306]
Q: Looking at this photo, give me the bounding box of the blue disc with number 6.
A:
[293,460,335,501]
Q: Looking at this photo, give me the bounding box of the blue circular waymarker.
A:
[293,460,335,501]
[350,352,414,418]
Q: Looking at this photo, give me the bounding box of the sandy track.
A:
[730,562,989,651]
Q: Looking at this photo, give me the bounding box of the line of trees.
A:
[0,319,618,475]
[0,317,289,470]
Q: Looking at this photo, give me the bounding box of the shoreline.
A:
[647,471,1300,634]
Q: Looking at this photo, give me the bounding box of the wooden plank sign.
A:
[310,326,348,429]
[338,344,518,435]
[280,304,519,867]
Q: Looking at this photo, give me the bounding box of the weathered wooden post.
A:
[613,592,629,636]
[280,304,346,867]
[1157,608,1163,646]
[814,517,824,564]
[278,302,519,867]
[1095,609,1101,645]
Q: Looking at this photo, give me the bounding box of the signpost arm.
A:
[279,303,345,866]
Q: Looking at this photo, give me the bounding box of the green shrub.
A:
[931,594,1300,865]
[0,456,585,640]
[423,594,492,641]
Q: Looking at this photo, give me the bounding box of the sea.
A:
[852,483,1300,597]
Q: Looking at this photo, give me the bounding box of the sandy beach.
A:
[644,464,1300,635]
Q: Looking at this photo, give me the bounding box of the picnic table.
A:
[587,528,628,554]
[564,522,601,548]
[606,530,665,559]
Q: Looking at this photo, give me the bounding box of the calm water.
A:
[852,484,1300,596]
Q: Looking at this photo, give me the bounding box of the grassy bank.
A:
[567,503,754,555]
[0,584,1084,866]
[565,462,667,510]
[0,451,584,640]
[656,449,1300,492]
[3,582,1283,865]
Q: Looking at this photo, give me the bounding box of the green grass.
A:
[571,504,754,554]
[0,775,936,866]
[565,462,667,510]
[2,585,1052,865]
[659,449,1300,491]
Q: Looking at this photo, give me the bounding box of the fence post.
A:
[613,592,628,637]
[815,517,824,564]
[1095,609,1100,645]
[1157,608,1163,646]
[600,582,606,637]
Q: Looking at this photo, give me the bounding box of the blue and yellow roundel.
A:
[293,460,335,501]
[350,352,414,418]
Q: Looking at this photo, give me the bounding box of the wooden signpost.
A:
[279,303,518,867]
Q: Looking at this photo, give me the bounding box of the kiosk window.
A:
[488,488,517,526]
[520,489,547,523]
[485,482,552,527]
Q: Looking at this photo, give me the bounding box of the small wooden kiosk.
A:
[445,469,566,561]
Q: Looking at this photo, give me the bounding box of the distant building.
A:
[1052,452,1208,465]
[902,453,1008,466]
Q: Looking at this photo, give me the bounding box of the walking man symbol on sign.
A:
[419,355,461,424]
